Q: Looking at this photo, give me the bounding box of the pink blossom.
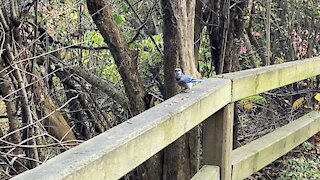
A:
[251,31,261,37]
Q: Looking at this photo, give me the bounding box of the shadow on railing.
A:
[14,57,320,180]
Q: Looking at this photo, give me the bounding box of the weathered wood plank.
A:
[203,103,234,180]
[13,78,231,180]
[14,58,320,180]
[220,57,320,102]
[232,111,320,180]
[191,165,220,180]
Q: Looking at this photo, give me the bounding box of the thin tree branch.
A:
[128,1,158,44]
[68,45,109,50]
[125,0,163,55]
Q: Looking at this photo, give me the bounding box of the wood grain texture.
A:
[232,111,320,180]
[191,165,220,180]
[13,58,320,180]
[220,57,320,102]
[203,103,234,180]
[13,78,231,180]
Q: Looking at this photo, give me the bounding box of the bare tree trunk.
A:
[36,85,77,141]
[218,0,231,74]
[243,29,258,68]
[86,0,147,116]
[265,0,271,66]
[207,0,220,75]
[194,0,203,65]
[161,1,180,99]
[246,3,268,64]
[207,0,248,150]
[86,1,162,179]
[161,0,200,179]
[0,61,22,151]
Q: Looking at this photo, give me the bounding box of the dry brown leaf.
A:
[292,97,305,111]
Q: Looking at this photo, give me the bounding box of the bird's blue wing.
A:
[180,75,197,83]
[181,74,204,83]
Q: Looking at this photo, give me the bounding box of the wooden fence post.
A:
[203,103,234,180]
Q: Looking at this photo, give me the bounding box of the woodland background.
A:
[0,0,319,179]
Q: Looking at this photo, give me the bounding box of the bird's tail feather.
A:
[192,79,204,82]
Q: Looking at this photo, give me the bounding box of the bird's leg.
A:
[182,88,189,93]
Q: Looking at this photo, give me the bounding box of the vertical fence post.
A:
[203,103,234,180]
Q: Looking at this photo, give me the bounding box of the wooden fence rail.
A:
[13,57,320,180]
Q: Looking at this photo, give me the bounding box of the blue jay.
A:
[174,68,203,90]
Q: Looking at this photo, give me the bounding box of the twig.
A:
[0,152,43,164]
[148,92,164,102]
[1,65,76,101]
[125,0,163,55]
[128,1,157,44]
[59,125,75,142]
[68,45,109,50]
[0,94,79,141]
[0,41,89,75]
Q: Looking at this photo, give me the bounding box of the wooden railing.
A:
[13,57,320,180]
